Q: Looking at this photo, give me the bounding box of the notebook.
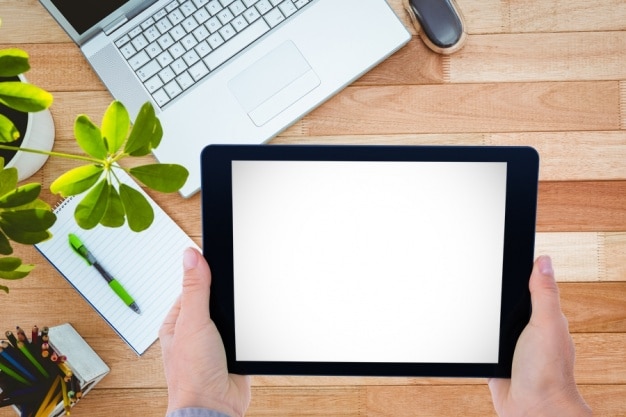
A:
[35,171,199,355]
[38,0,411,197]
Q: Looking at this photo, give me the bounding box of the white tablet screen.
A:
[231,161,507,364]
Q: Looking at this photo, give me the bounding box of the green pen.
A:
[68,233,141,314]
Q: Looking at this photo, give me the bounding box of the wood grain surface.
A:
[1,0,625,416]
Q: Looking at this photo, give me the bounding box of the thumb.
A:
[180,247,211,317]
[528,255,562,324]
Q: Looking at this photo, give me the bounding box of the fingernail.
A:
[538,255,553,277]
[183,248,199,270]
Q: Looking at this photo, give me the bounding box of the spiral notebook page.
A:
[36,171,199,355]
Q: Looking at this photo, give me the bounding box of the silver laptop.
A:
[39,0,410,197]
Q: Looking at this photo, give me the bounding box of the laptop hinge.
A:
[104,16,129,35]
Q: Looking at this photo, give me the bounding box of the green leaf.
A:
[119,183,153,232]
[0,81,53,112]
[0,209,56,232]
[0,113,20,142]
[0,48,30,77]
[0,165,18,196]
[129,164,189,193]
[74,115,106,159]
[0,263,34,280]
[0,231,13,255]
[74,179,108,230]
[0,218,52,244]
[0,284,8,294]
[0,183,41,208]
[124,102,160,156]
[101,101,130,154]
[100,182,125,227]
[50,164,104,197]
[0,256,21,271]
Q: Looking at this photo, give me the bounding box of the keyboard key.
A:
[141,17,155,30]
[157,50,174,67]
[176,72,194,90]
[243,0,258,7]
[169,42,186,59]
[182,15,199,32]
[243,6,261,22]
[115,35,131,47]
[193,24,210,41]
[231,15,249,32]
[165,1,179,12]
[195,40,212,57]
[207,0,222,15]
[152,88,170,107]
[181,33,198,50]
[128,25,143,38]
[180,1,197,16]
[145,75,164,93]
[156,17,174,33]
[219,23,236,41]
[158,32,175,49]
[131,34,149,50]
[207,32,225,49]
[294,0,309,8]
[159,66,176,83]
[279,1,297,17]
[182,49,201,65]
[203,17,269,70]
[171,57,188,74]
[146,42,163,58]
[205,16,222,33]
[129,50,150,70]
[270,0,281,6]
[264,8,285,27]
[145,25,161,42]
[194,7,211,24]
[168,9,185,25]
[164,80,183,98]
[230,0,246,15]
[136,60,161,81]
[221,0,235,6]
[189,61,210,80]
[193,0,210,7]
[170,24,187,41]
[255,0,272,14]
[154,8,168,21]
[119,43,137,59]
[217,8,234,24]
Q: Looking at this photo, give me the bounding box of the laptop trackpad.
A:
[228,41,320,127]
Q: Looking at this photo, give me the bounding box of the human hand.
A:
[488,256,592,417]
[160,248,251,417]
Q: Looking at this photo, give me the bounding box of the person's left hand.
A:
[160,248,251,417]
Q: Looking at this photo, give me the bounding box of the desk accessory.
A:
[1,323,109,417]
[35,171,199,355]
[202,145,539,378]
[403,0,467,54]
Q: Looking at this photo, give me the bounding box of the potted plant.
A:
[0,45,188,293]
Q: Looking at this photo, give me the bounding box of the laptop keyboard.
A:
[114,0,313,108]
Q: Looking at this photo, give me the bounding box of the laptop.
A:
[39,0,411,197]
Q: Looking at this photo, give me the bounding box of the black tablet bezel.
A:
[201,145,538,378]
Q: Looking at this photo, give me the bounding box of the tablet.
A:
[201,145,539,378]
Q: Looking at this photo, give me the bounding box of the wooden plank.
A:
[621,80,626,130]
[274,131,626,182]
[561,283,626,333]
[446,32,626,83]
[0,1,70,43]
[534,232,626,282]
[507,0,626,33]
[298,82,620,136]
[537,182,626,232]
[248,387,362,417]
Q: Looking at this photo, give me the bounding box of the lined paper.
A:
[36,171,199,355]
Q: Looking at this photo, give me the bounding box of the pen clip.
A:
[68,234,92,266]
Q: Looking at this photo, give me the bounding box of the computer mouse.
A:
[403,0,467,54]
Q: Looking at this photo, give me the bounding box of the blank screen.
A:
[231,161,507,364]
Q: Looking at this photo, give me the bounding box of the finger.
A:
[487,377,510,408]
[528,255,563,324]
[180,247,212,318]
[159,294,182,338]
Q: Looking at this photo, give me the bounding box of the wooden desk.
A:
[1,1,625,415]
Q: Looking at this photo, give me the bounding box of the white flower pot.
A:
[3,75,55,181]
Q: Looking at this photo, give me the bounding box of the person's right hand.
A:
[488,256,592,416]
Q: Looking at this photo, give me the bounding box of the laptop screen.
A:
[48,0,130,35]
